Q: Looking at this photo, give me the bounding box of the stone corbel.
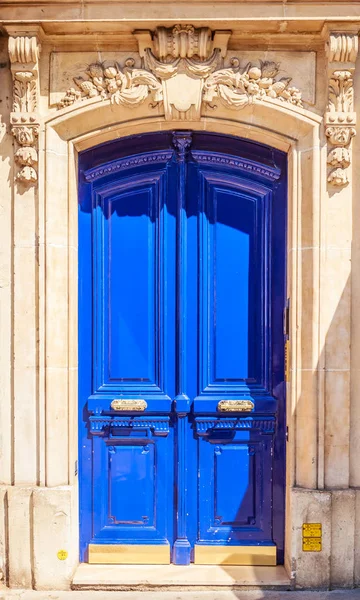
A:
[325,33,358,187]
[7,28,41,185]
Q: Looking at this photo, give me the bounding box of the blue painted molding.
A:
[194,416,276,436]
[89,416,170,436]
[84,149,174,182]
[191,150,282,181]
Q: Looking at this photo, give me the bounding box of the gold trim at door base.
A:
[88,544,170,564]
[194,545,277,566]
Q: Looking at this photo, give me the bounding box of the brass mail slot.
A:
[110,399,147,412]
[217,399,254,412]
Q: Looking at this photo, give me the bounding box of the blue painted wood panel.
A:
[78,132,287,564]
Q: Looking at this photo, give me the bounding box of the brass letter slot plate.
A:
[110,399,147,412]
[217,399,254,412]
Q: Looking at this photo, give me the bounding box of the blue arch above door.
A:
[78,131,287,566]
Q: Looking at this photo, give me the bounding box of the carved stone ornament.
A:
[11,125,38,183]
[58,25,303,121]
[8,34,40,186]
[325,33,358,187]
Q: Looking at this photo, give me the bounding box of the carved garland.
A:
[9,35,40,185]
[325,34,358,187]
[58,25,303,119]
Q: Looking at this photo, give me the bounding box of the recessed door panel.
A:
[197,426,273,544]
[92,427,173,544]
[78,132,286,565]
[108,443,155,527]
[107,189,157,383]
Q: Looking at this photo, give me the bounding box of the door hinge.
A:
[74,460,78,477]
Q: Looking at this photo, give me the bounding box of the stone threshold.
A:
[72,564,292,591]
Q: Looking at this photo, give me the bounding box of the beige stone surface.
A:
[7,488,32,589]
[290,488,331,589]
[331,490,355,588]
[72,564,290,589]
[354,489,360,586]
[32,487,77,590]
[325,371,351,488]
[0,487,7,585]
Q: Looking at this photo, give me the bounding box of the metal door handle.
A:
[110,399,147,411]
[217,399,254,412]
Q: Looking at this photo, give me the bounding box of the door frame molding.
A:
[43,98,323,576]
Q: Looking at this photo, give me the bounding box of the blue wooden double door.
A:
[79,131,287,566]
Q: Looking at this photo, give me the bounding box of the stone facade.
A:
[1,1,360,591]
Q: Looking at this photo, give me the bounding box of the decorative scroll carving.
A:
[155,25,212,60]
[134,25,231,60]
[325,33,358,187]
[8,34,40,186]
[8,35,39,64]
[328,33,359,63]
[58,59,163,109]
[58,25,303,121]
[142,46,222,81]
[203,59,303,110]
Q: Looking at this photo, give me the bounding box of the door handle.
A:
[110,399,147,411]
[217,399,254,412]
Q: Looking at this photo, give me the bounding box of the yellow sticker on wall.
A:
[302,523,321,538]
[303,538,322,552]
[302,523,322,552]
[57,550,68,560]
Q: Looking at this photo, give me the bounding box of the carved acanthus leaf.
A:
[328,70,354,113]
[13,72,37,113]
[58,59,163,109]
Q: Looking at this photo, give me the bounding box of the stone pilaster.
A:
[5,26,42,486]
[323,31,358,494]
